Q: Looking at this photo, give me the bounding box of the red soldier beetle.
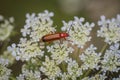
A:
[40,24,72,43]
[41,32,69,42]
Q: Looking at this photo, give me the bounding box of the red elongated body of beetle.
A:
[41,32,69,42]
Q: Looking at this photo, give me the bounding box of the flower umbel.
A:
[47,41,74,64]
[97,15,120,44]
[40,56,61,80]
[79,45,101,70]
[101,43,120,72]
[0,16,14,41]
[17,66,41,80]
[1,10,120,80]
[21,10,56,42]
[0,57,11,80]
[62,17,95,48]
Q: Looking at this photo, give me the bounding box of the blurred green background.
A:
[1,0,119,29]
[0,0,120,50]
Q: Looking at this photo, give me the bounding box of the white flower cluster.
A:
[101,43,120,72]
[64,58,83,80]
[40,56,61,80]
[79,45,101,70]
[7,38,44,61]
[0,57,11,80]
[1,51,15,65]
[47,41,74,64]
[8,10,56,61]
[21,10,56,42]
[3,10,120,80]
[97,15,120,44]
[61,17,95,48]
[0,15,14,41]
[17,67,41,80]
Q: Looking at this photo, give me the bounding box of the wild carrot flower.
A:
[65,58,83,80]
[79,45,101,70]
[17,65,41,80]
[47,41,74,64]
[61,17,95,48]
[1,51,15,65]
[0,15,14,41]
[101,43,120,72]
[0,57,11,80]
[21,10,56,42]
[8,38,44,61]
[97,15,120,44]
[40,56,61,80]
[3,10,120,80]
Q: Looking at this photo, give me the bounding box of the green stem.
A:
[1,39,9,53]
[83,69,91,77]
[9,76,16,80]
[62,62,66,72]
[96,43,108,75]
[100,43,108,54]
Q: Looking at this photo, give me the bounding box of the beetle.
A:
[41,32,69,42]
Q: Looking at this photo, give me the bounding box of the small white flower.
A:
[40,56,61,80]
[0,15,4,21]
[101,43,120,72]
[66,58,83,80]
[61,73,70,80]
[47,41,74,64]
[0,57,9,66]
[97,15,120,44]
[0,16,14,41]
[8,38,44,61]
[79,45,101,70]
[1,51,15,65]
[7,43,17,57]
[9,17,14,23]
[17,67,41,80]
[61,17,95,48]
[0,58,11,80]
[21,10,56,42]
[21,25,30,37]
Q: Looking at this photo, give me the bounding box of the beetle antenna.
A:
[66,22,73,33]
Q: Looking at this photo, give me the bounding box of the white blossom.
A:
[21,10,56,42]
[0,57,11,80]
[61,17,95,48]
[40,56,61,80]
[0,15,4,21]
[47,41,74,64]
[97,15,120,44]
[79,45,101,70]
[101,43,120,72]
[8,38,44,61]
[1,51,15,65]
[17,66,41,80]
[66,58,83,80]
[61,73,70,80]
[0,16,14,41]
